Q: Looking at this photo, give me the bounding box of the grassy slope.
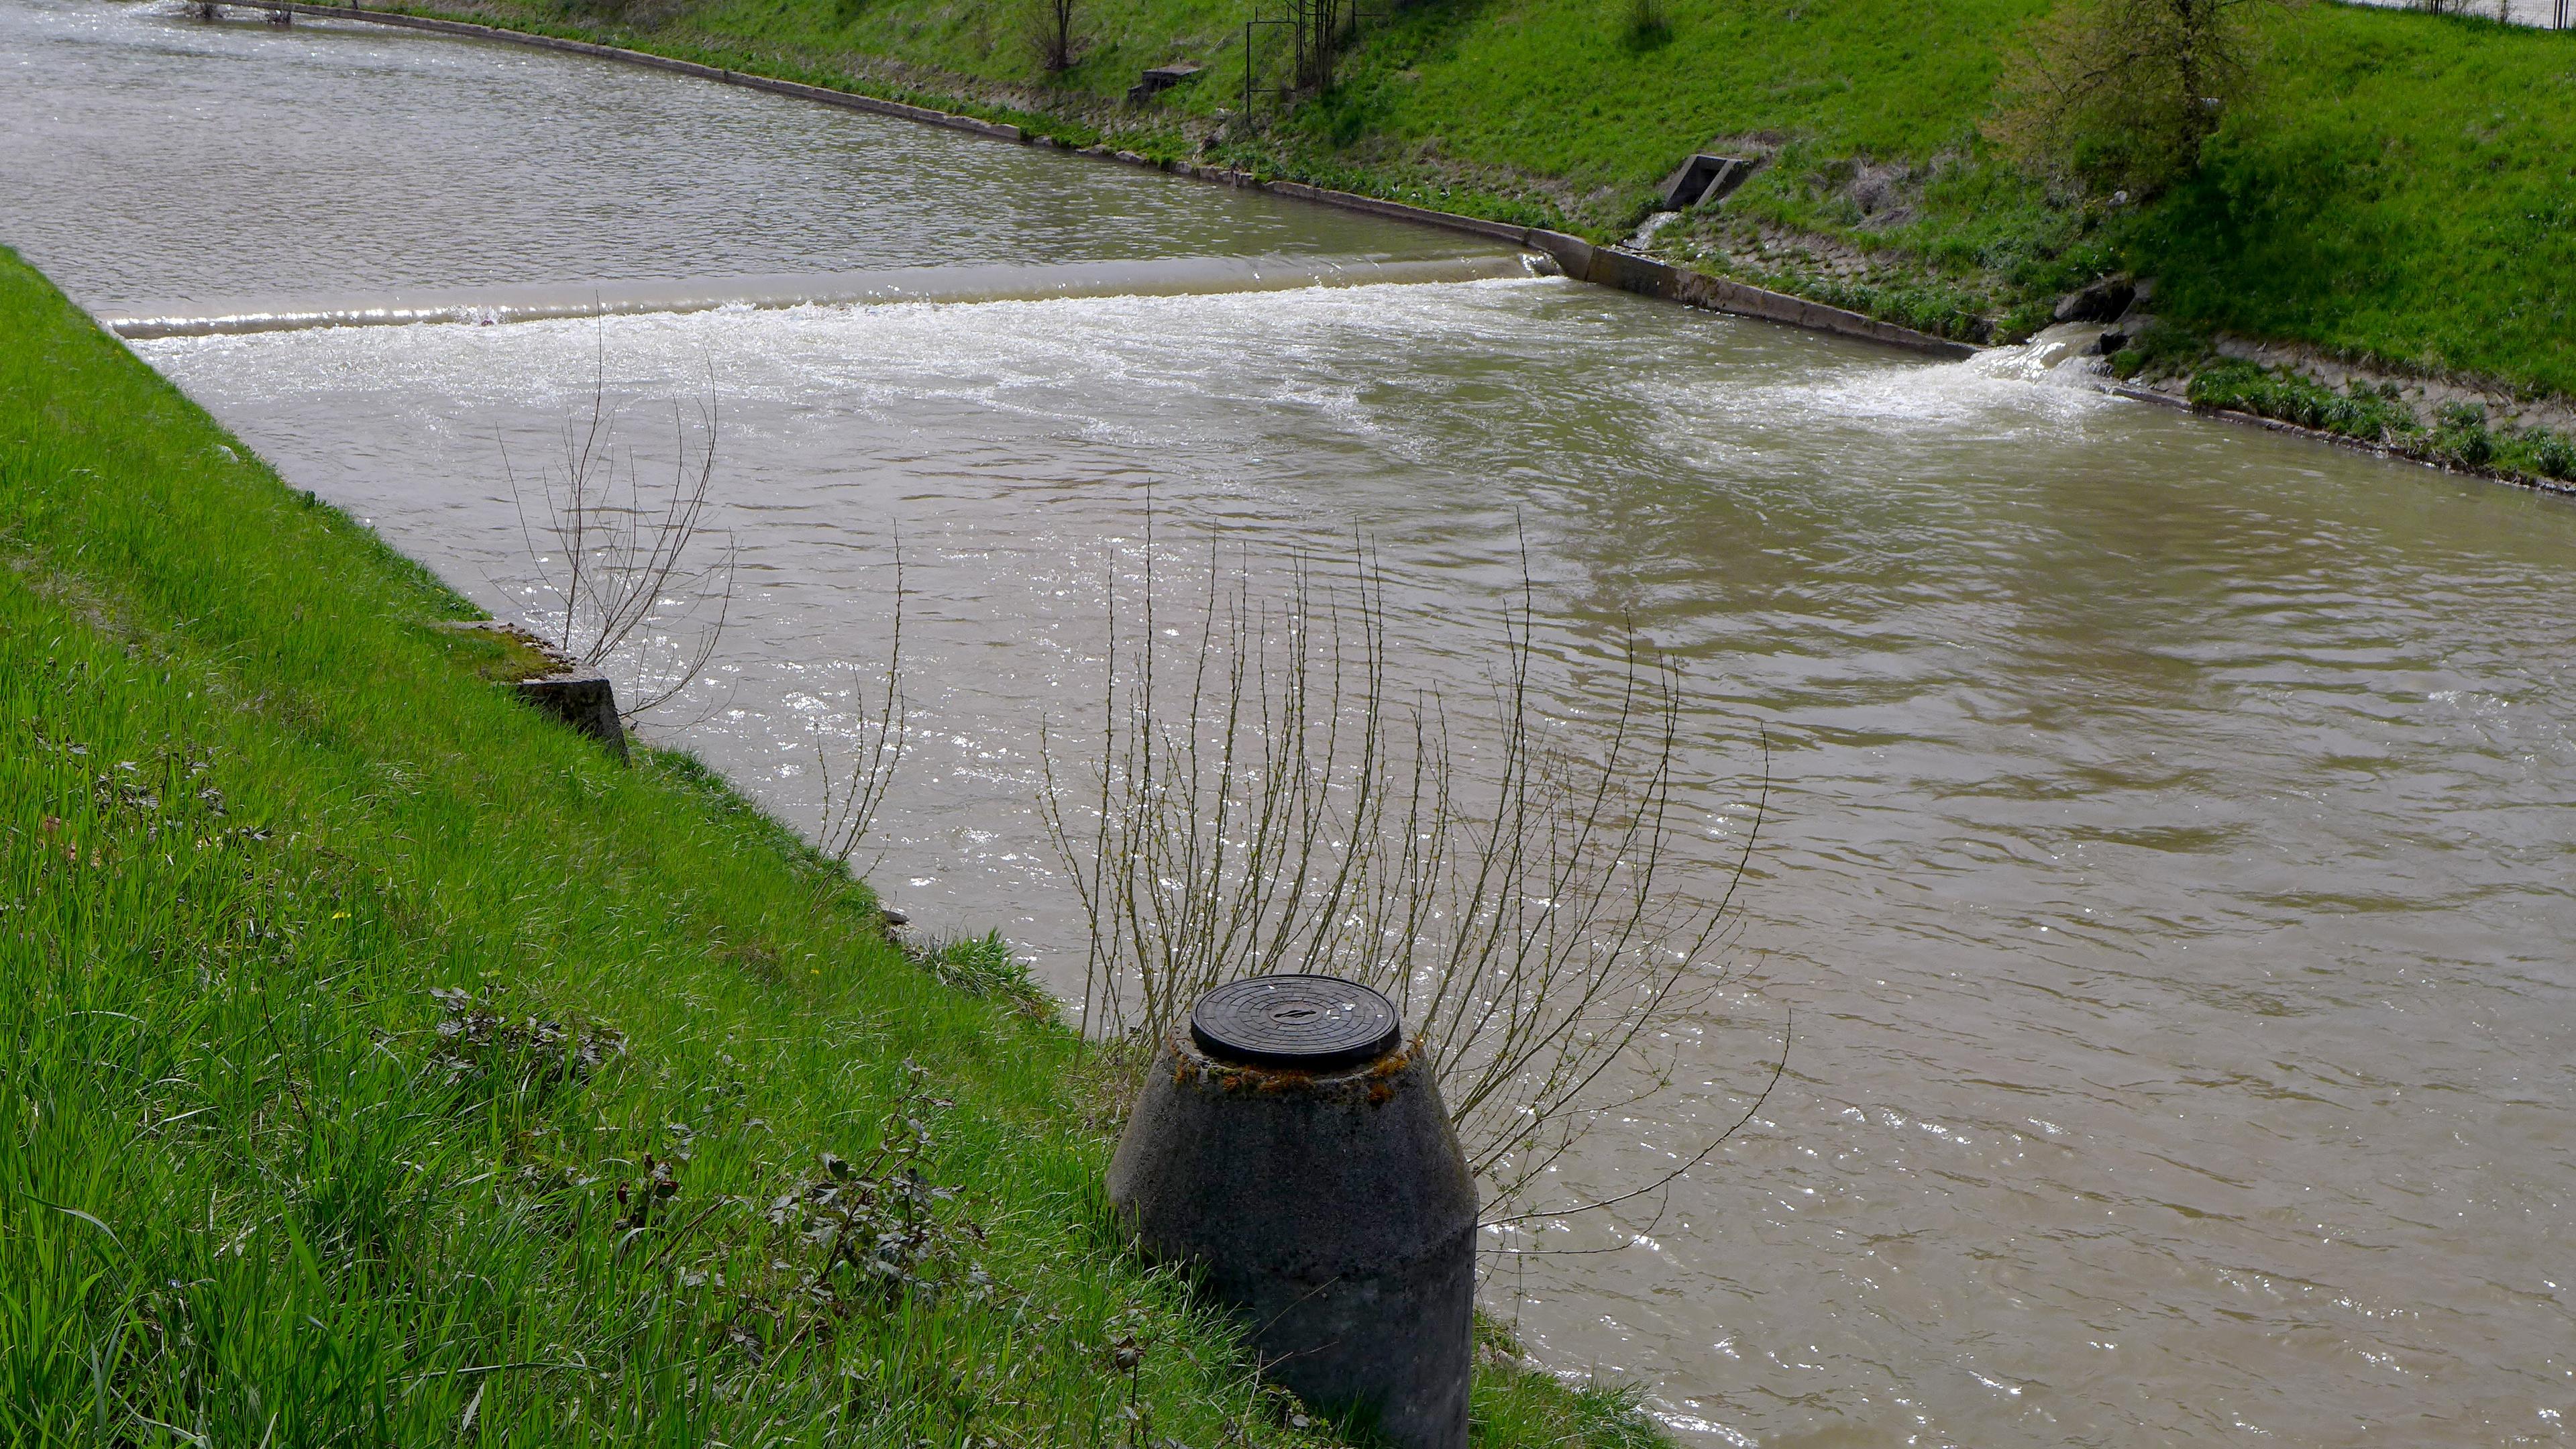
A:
[422,0,2573,396]
[0,247,1652,1444]
[2143,11,2576,393]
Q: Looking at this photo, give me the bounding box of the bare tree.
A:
[1040,523,1781,1228]
[1032,0,1079,73]
[505,362,737,724]
[1292,0,1348,92]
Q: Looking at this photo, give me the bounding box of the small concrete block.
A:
[1660,153,1754,211]
[1127,60,1203,104]
[1525,228,1595,278]
[515,671,629,763]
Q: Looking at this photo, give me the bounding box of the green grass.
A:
[0,246,1662,1444]
[400,0,2572,398]
[2138,9,2576,395]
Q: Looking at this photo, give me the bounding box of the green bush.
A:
[1621,0,1672,49]
[2109,318,2212,380]
[1795,274,1996,341]
[2428,400,2496,468]
[2518,429,2576,481]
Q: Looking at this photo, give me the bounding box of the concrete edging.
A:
[223,1,1976,359]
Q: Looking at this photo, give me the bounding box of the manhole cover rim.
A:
[1189,973,1402,1070]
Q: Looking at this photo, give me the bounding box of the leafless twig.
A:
[814,543,909,867]
[504,351,737,724]
[1039,517,1776,1229]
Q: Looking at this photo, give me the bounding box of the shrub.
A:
[1797,274,1996,341]
[914,930,1049,1014]
[1987,0,2275,197]
[2108,319,2212,380]
[1030,0,1078,72]
[2518,429,2576,481]
[2428,401,2495,468]
[1621,0,1672,48]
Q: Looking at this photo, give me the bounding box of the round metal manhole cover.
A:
[1189,975,1401,1071]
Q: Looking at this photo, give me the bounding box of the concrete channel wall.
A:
[221,1,1978,360]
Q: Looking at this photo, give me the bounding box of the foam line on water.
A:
[99,252,1553,337]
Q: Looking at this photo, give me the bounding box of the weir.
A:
[99,253,1550,338]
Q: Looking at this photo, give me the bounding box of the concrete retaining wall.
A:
[221,1,1976,360]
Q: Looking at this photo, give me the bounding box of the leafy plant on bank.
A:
[765,1062,992,1320]
[1779,272,2000,343]
[1987,0,2282,199]
[2185,359,2416,441]
[908,929,1052,1014]
[2107,317,2215,380]
[1619,0,1672,51]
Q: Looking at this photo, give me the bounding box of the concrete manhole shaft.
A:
[1110,973,1476,1449]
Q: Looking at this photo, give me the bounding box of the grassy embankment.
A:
[0,246,1656,1444]
[365,0,2574,481]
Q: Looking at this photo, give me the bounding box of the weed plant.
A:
[1619,0,1672,50]
[2107,318,2214,381]
[2184,359,2416,441]
[1780,273,1998,343]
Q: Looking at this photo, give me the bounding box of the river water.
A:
[9,3,2576,1443]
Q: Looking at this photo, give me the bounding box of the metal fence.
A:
[2342,0,2571,28]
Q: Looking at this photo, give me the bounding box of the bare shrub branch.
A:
[1040,519,1775,1228]
[504,354,738,724]
[1030,0,1079,72]
[814,545,910,867]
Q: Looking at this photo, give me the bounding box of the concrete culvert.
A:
[1108,975,1478,1449]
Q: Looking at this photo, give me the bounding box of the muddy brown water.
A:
[8,2,2576,1443]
